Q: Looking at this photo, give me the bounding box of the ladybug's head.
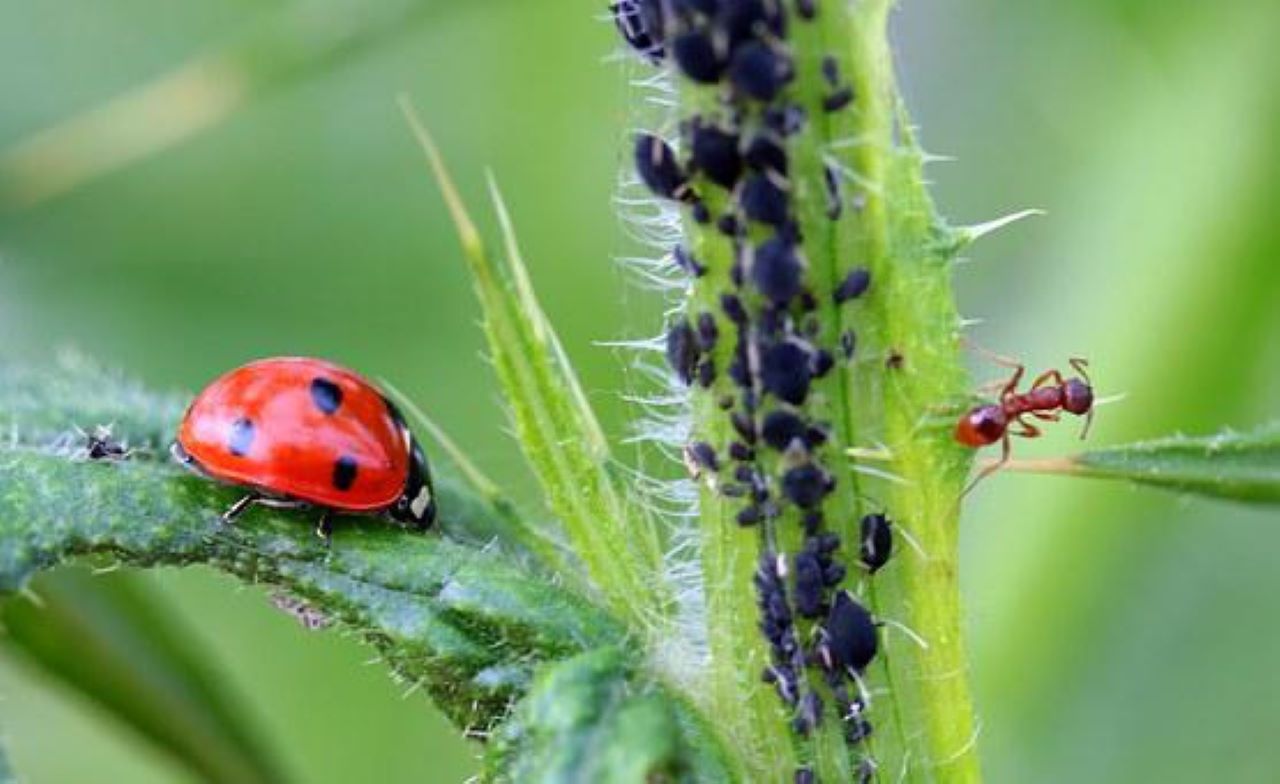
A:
[391,437,436,530]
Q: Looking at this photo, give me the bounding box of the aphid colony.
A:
[614,0,891,773]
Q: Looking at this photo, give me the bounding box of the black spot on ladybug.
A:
[729,41,793,102]
[752,235,803,304]
[859,513,894,573]
[740,174,790,227]
[309,377,343,415]
[834,268,871,303]
[672,30,726,83]
[782,463,831,508]
[227,418,255,457]
[823,86,854,112]
[761,339,812,404]
[761,410,806,451]
[332,455,359,491]
[823,591,878,672]
[634,133,691,202]
[690,122,743,189]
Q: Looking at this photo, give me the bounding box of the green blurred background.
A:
[1,0,1277,781]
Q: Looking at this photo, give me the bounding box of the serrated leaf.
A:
[1073,424,1280,503]
[3,571,283,784]
[485,648,738,784]
[0,359,624,731]
[399,100,670,628]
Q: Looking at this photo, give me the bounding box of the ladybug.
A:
[172,357,436,540]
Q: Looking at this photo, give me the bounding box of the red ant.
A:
[955,357,1095,492]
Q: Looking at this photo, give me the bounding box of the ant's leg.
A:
[1070,357,1092,384]
[1030,410,1061,422]
[1010,417,1041,439]
[961,435,1013,498]
[1029,369,1064,391]
[222,494,258,524]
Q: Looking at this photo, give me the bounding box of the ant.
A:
[955,356,1095,493]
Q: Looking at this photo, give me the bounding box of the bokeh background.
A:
[2,0,1278,781]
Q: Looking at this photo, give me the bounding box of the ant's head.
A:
[1062,378,1094,416]
[955,404,1007,447]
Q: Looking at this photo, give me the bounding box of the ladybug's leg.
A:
[315,512,333,545]
[221,494,258,524]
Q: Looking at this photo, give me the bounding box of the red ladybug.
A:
[173,357,436,539]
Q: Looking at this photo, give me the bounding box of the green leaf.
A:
[1018,424,1280,503]
[398,100,671,630]
[2,571,283,784]
[484,648,738,784]
[0,359,624,730]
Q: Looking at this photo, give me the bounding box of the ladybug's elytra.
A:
[173,357,436,540]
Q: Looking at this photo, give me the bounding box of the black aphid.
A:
[782,463,831,508]
[821,54,839,85]
[823,562,847,586]
[721,293,748,324]
[740,173,790,227]
[728,441,755,461]
[743,133,788,175]
[731,411,757,444]
[859,513,894,573]
[793,691,823,736]
[840,328,857,359]
[690,122,743,188]
[720,482,748,498]
[696,311,719,351]
[751,235,803,304]
[673,30,726,83]
[716,213,742,237]
[793,549,826,618]
[729,41,793,102]
[720,0,787,45]
[760,339,813,404]
[683,441,720,477]
[676,0,720,13]
[823,162,843,220]
[672,245,706,277]
[666,319,700,385]
[834,267,871,303]
[691,200,712,223]
[764,103,807,136]
[737,505,763,526]
[811,348,835,378]
[697,358,717,388]
[795,767,816,784]
[823,86,854,112]
[846,715,874,744]
[634,133,691,201]
[761,409,806,451]
[823,591,878,672]
[612,0,665,63]
[805,422,830,447]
